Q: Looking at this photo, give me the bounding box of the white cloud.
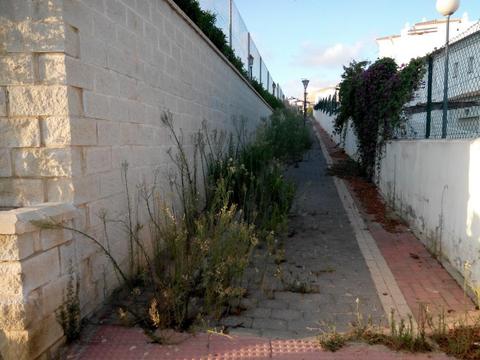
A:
[294,41,366,68]
[282,77,338,100]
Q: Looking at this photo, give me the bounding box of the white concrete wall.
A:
[378,139,480,288]
[313,110,358,159]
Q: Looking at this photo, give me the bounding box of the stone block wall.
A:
[0,203,77,360]
[0,0,272,358]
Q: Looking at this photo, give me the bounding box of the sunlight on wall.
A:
[467,139,480,239]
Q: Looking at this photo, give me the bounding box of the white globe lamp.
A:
[436,0,460,16]
[436,0,460,138]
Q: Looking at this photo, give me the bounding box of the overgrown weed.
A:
[37,109,311,336]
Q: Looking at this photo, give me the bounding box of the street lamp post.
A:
[302,79,309,125]
[436,0,460,139]
[248,54,254,80]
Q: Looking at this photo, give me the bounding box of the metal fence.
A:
[399,21,480,140]
[198,0,284,100]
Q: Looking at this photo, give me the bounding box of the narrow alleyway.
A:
[66,129,458,359]
[220,138,384,338]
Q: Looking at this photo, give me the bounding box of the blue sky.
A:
[235,0,480,98]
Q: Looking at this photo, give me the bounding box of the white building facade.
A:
[377,14,473,66]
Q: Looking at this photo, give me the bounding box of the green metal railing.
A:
[398,21,480,140]
[198,0,284,100]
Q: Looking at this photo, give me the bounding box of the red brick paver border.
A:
[370,224,476,319]
[66,325,452,359]
[314,122,477,321]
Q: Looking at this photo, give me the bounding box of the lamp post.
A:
[248,54,254,80]
[436,0,460,139]
[302,79,309,125]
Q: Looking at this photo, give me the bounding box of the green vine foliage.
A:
[173,0,284,110]
[314,93,339,116]
[333,57,426,180]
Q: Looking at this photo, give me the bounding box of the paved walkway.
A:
[64,125,461,359]
[220,139,384,338]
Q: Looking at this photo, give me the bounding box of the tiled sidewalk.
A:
[63,123,467,360]
[66,325,453,359]
[315,124,476,321]
[370,224,476,319]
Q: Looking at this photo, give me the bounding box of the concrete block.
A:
[0,233,37,261]
[0,261,24,301]
[94,68,119,97]
[116,27,137,56]
[38,53,66,84]
[0,179,44,207]
[8,86,69,116]
[126,7,144,37]
[0,0,32,21]
[105,0,126,25]
[118,74,138,100]
[136,0,151,20]
[27,313,64,360]
[0,118,41,147]
[106,45,135,78]
[82,0,105,12]
[83,91,110,120]
[29,20,66,52]
[40,228,72,251]
[109,98,130,123]
[99,170,123,198]
[40,274,70,316]
[84,147,112,175]
[32,0,63,20]
[93,12,116,44]
[63,0,93,32]
[65,24,80,59]
[22,248,60,291]
[65,56,94,90]
[13,148,81,177]
[80,33,107,67]
[86,193,126,227]
[0,88,6,116]
[137,39,154,65]
[67,86,84,116]
[48,175,100,205]
[0,54,34,85]
[59,240,76,275]
[41,116,97,147]
[0,149,12,177]
[97,121,120,145]
[45,179,74,203]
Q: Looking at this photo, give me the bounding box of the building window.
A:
[453,62,459,78]
[468,56,475,74]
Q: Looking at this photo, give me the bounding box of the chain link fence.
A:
[198,0,284,100]
[400,21,480,140]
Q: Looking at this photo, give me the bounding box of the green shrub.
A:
[41,109,311,333]
[173,0,284,110]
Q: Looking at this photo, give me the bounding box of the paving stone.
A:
[227,327,262,337]
[243,307,272,319]
[252,318,288,331]
[271,309,302,321]
[221,316,253,328]
[257,299,289,310]
[261,329,298,339]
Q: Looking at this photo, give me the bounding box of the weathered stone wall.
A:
[0,203,77,360]
[0,0,272,358]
